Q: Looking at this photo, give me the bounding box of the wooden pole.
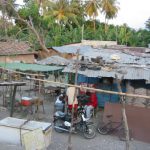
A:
[1,67,150,100]
[67,49,80,150]
[115,75,130,150]
[10,85,17,117]
[27,79,150,100]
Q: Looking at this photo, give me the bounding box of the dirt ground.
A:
[0,87,150,150]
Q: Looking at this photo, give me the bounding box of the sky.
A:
[16,0,150,29]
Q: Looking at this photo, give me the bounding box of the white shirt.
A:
[66,87,78,105]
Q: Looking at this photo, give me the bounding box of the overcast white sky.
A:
[16,0,150,29]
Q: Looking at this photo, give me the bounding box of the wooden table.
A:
[0,81,26,117]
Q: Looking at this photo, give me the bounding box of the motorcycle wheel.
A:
[97,123,110,135]
[54,119,64,133]
[83,125,96,139]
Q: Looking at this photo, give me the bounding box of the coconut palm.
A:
[85,0,101,31]
[46,0,79,27]
[101,0,119,33]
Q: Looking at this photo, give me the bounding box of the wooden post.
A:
[37,77,41,120]
[65,73,69,113]
[10,85,17,117]
[67,49,80,150]
[115,75,130,150]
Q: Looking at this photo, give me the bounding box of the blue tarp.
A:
[77,74,126,107]
[96,82,126,107]
[77,74,99,84]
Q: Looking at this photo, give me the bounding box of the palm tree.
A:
[46,0,79,27]
[85,0,100,31]
[101,0,119,33]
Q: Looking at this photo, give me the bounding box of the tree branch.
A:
[3,1,49,53]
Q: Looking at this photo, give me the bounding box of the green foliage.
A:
[101,0,119,19]
[18,1,40,22]
[145,17,150,31]
[0,0,149,49]
[0,0,17,17]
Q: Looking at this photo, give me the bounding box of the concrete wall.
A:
[126,81,136,105]
[81,40,117,46]
[126,80,149,108]
[0,54,35,63]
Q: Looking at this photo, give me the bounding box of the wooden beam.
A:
[1,67,150,100]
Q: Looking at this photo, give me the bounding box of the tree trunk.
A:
[5,1,49,53]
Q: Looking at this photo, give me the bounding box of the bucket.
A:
[21,97,32,106]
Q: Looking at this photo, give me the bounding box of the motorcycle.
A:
[53,110,96,139]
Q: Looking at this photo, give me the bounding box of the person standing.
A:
[66,86,78,111]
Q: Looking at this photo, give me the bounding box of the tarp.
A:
[0,62,63,72]
[77,74,99,84]
[77,75,126,107]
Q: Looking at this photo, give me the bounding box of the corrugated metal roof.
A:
[63,65,150,81]
[52,45,93,54]
[52,45,150,65]
[83,48,150,65]
[0,62,63,72]
[37,55,69,65]
[53,45,150,80]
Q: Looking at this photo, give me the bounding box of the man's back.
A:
[66,87,78,105]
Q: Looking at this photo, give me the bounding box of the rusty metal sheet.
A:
[103,103,150,143]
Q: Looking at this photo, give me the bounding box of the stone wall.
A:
[126,80,150,108]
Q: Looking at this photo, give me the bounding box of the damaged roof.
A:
[83,48,150,65]
[63,64,150,81]
[52,45,150,65]
[61,45,150,81]
[0,41,34,56]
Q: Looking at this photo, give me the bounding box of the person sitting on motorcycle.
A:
[55,94,65,112]
[66,83,78,119]
[66,84,78,110]
[84,91,98,120]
